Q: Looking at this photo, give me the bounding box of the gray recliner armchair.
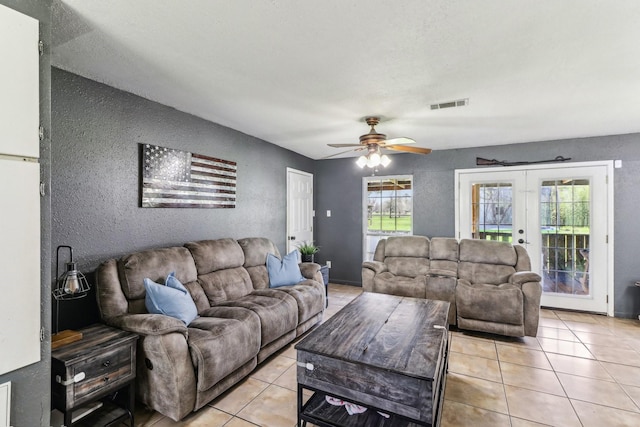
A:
[455,239,542,337]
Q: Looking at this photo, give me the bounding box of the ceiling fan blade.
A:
[385,145,432,155]
[321,147,365,159]
[381,137,415,146]
[328,143,364,148]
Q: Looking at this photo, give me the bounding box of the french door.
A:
[456,162,613,314]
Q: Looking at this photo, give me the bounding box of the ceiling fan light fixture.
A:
[335,116,430,166]
[356,156,368,168]
[367,151,381,168]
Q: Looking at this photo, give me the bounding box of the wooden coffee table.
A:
[296,292,450,427]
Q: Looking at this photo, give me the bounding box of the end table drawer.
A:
[73,343,135,401]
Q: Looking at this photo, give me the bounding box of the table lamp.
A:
[52,245,91,349]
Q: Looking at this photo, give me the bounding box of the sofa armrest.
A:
[362,261,387,274]
[106,313,188,338]
[300,262,323,284]
[300,262,320,279]
[509,271,542,285]
[362,261,388,293]
[109,315,195,420]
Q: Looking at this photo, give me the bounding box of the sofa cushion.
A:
[430,238,459,275]
[238,237,281,267]
[384,235,430,258]
[197,267,254,305]
[425,275,457,325]
[185,238,245,275]
[430,237,459,261]
[267,251,305,288]
[373,272,426,298]
[119,246,198,300]
[144,273,198,325]
[458,261,516,285]
[459,239,517,265]
[238,237,281,290]
[218,290,298,346]
[274,280,325,324]
[385,257,430,277]
[456,281,524,325]
[245,266,270,290]
[188,306,261,391]
[380,236,431,277]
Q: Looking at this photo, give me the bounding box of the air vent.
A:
[430,98,469,110]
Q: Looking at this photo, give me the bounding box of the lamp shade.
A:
[52,246,90,301]
[367,152,381,168]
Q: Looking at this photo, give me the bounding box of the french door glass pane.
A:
[540,179,591,296]
[471,182,513,242]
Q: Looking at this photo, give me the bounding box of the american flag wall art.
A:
[141,144,237,208]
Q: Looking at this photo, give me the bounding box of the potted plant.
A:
[297,241,319,263]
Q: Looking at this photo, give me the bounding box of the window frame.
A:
[362,174,414,261]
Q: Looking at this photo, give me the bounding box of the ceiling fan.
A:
[326,117,432,168]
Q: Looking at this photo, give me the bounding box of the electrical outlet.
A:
[327,210,331,217]
[326,261,332,268]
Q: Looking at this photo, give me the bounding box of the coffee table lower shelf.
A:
[299,389,436,427]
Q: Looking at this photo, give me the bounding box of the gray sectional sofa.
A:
[362,236,542,337]
[96,237,325,421]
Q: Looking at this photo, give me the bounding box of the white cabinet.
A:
[0,4,41,375]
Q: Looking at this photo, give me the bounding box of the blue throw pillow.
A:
[144,272,198,325]
[267,251,306,288]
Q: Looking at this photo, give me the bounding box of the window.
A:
[363,175,413,261]
[472,182,513,242]
[540,179,591,295]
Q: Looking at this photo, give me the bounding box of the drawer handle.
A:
[103,360,111,367]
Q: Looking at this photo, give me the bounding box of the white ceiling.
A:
[52,0,640,160]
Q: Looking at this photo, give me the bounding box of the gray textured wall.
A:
[52,67,314,271]
[0,1,51,426]
[315,134,640,318]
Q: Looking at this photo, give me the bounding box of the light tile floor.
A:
[129,284,640,427]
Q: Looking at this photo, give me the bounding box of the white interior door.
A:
[0,4,41,375]
[456,162,613,314]
[286,168,314,254]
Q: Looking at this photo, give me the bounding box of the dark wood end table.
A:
[51,324,138,426]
